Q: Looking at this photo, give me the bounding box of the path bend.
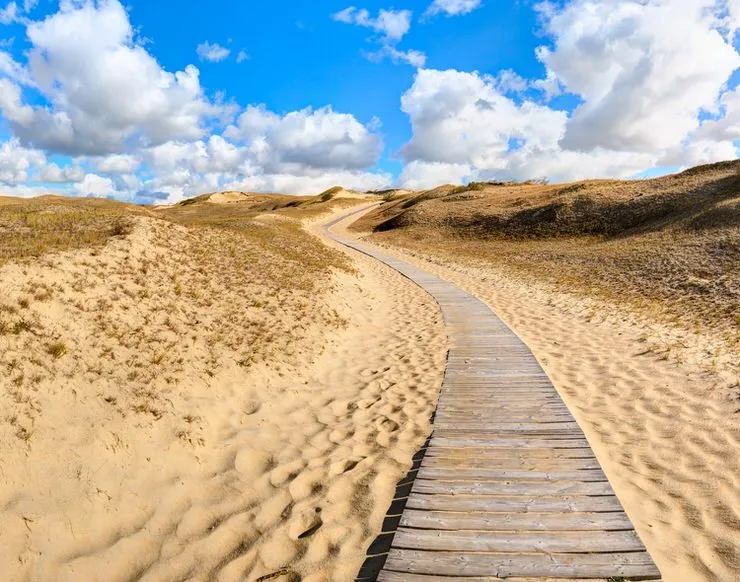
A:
[324,206,660,581]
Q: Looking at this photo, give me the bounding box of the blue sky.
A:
[0,0,738,202]
[130,0,545,176]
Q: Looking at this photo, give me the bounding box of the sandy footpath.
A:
[355,227,740,582]
[0,211,447,581]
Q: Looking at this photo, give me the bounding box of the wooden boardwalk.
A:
[325,210,660,581]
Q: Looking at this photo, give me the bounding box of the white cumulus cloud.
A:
[0,1,18,24]
[397,1,740,185]
[398,161,476,189]
[398,68,690,184]
[0,78,34,124]
[74,173,115,198]
[133,105,388,202]
[226,104,383,172]
[5,0,226,156]
[94,153,141,174]
[0,138,44,184]
[367,46,427,67]
[38,162,85,183]
[425,0,482,18]
[196,41,230,63]
[332,6,412,42]
[536,0,740,153]
[332,6,425,67]
[401,69,567,168]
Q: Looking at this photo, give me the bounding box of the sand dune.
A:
[0,207,447,581]
[355,160,740,349]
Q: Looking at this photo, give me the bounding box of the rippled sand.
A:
[0,209,447,581]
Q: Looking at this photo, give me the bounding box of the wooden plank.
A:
[435,419,578,426]
[437,396,562,402]
[432,422,582,432]
[432,420,580,427]
[436,405,571,413]
[431,437,590,448]
[435,410,574,417]
[439,399,563,404]
[417,467,607,482]
[437,407,570,413]
[436,408,573,416]
[373,573,512,582]
[436,405,568,411]
[412,479,615,496]
[406,493,625,513]
[378,574,500,582]
[425,447,596,459]
[421,456,602,470]
[400,508,634,531]
[383,549,661,578]
[437,397,561,402]
[393,527,647,553]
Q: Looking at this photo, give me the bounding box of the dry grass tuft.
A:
[47,341,67,359]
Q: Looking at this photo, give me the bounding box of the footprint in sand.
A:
[244,398,261,415]
[234,448,273,479]
[328,457,362,477]
[377,417,400,433]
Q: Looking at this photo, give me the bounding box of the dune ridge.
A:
[354,160,740,350]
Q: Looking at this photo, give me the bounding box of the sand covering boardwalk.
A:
[325,209,661,581]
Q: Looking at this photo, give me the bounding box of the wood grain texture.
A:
[382,549,661,578]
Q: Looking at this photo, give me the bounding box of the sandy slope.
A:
[0,211,447,581]
[352,228,740,582]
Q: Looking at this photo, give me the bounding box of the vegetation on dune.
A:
[0,196,146,265]
[318,186,343,200]
[352,160,740,346]
[0,191,361,440]
[177,193,214,206]
[360,161,740,238]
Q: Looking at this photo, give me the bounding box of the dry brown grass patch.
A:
[356,160,740,346]
[0,196,148,264]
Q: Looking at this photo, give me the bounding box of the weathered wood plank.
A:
[431,437,590,448]
[435,418,580,430]
[421,456,602,470]
[412,479,616,496]
[436,407,573,415]
[392,527,647,553]
[435,409,574,416]
[406,493,625,513]
[382,549,661,578]
[417,466,607,482]
[400,508,634,531]
[432,427,584,436]
[378,573,503,582]
[424,447,596,461]
[438,424,580,431]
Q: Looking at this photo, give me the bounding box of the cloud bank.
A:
[0,0,738,202]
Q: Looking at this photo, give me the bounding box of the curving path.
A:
[325,207,660,581]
